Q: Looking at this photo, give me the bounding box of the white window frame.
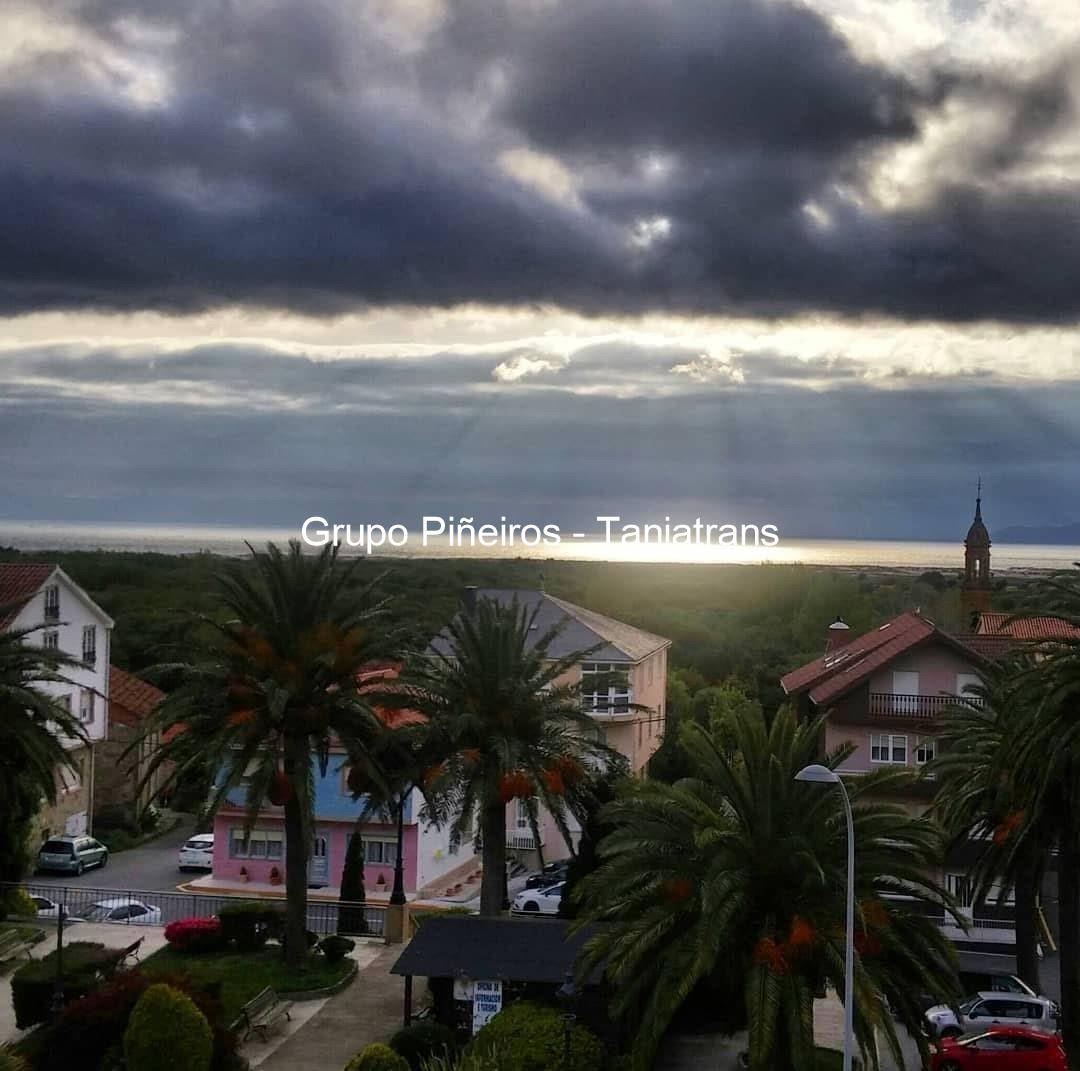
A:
[581,662,632,714]
[82,625,97,666]
[43,585,60,619]
[870,733,907,764]
[914,737,936,765]
[230,828,284,859]
[43,630,59,651]
[362,838,399,865]
[78,688,94,724]
[515,797,531,831]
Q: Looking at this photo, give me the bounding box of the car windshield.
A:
[958,998,981,1015]
[41,841,73,855]
[84,903,123,921]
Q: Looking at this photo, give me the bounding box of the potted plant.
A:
[269,866,282,886]
[376,874,387,889]
[239,866,249,883]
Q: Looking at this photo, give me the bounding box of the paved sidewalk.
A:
[255,945,408,1071]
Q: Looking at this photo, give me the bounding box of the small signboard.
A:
[471,979,503,1033]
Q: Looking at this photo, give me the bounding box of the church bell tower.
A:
[960,479,992,627]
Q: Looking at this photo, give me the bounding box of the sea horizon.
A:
[0,519,1077,573]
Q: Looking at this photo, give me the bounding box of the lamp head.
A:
[794,763,840,784]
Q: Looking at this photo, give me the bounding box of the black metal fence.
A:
[3,881,385,938]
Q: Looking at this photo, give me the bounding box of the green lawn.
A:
[140,946,353,1023]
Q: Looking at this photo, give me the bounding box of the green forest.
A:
[0,543,1028,711]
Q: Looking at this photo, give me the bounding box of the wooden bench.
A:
[115,937,144,968]
[239,987,293,1041]
[0,929,37,968]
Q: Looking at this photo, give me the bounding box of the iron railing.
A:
[2,881,385,938]
[868,693,984,718]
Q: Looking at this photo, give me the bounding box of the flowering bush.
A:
[164,917,224,954]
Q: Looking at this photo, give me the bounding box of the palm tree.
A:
[573,706,961,1071]
[401,595,614,916]
[138,542,397,968]
[1,603,89,886]
[1008,566,1080,1050]
[930,656,1048,991]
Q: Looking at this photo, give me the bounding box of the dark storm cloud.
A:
[2,346,1078,537]
[2,0,1080,320]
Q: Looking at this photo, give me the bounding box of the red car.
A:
[930,1026,1067,1071]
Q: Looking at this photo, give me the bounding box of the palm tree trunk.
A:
[283,736,310,970]
[480,799,507,917]
[1058,826,1080,1052]
[1014,846,1041,994]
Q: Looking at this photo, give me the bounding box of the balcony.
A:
[506,831,538,851]
[44,604,60,622]
[867,693,983,719]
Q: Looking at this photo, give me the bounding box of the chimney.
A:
[825,616,852,655]
[461,586,478,617]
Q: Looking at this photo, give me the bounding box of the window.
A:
[229,828,283,859]
[82,625,97,665]
[57,694,72,714]
[43,585,59,621]
[364,840,398,865]
[647,659,654,686]
[515,797,530,831]
[581,662,632,714]
[43,630,59,651]
[870,733,907,764]
[914,738,935,764]
[79,689,94,723]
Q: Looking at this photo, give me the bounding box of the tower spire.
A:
[975,476,982,520]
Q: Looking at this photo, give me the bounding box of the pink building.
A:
[209,588,671,896]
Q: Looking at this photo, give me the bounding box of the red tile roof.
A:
[0,563,57,628]
[976,612,1080,642]
[109,665,165,728]
[781,610,989,708]
[954,633,1023,659]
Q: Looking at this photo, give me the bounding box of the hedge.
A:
[164,918,225,954]
[389,1022,457,1070]
[343,1043,409,1071]
[470,1002,605,1071]
[216,902,284,952]
[10,942,121,1029]
[124,984,214,1071]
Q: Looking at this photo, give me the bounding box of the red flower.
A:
[164,917,223,953]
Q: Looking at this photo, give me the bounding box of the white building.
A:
[0,563,114,838]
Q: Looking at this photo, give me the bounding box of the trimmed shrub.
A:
[10,942,119,1029]
[418,1051,500,1071]
[217,902,284,952]
[470,1002,604,1071]
[390,1022,457,1071]
[343,1043,409,1071]
[164,918,224,954]
[2,889,39,919]
[319,935,356,965]
[124,984,213,1071]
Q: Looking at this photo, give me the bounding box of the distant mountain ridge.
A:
[997,522,1080,545]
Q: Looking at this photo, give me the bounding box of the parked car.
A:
[525,861,570,889]
[82,898,162,925]
[929,1027,1067,1070]
[512,881,564,915]
[178,833,215,871]
[958,970,1038,998]
[36,836,109,875]
[29,895,79,921]
[926,993,1060,1038]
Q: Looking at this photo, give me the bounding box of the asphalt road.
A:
[31,816,200,893]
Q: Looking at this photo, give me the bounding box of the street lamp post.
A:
[795,763,854,1071]
[556,972,579,1070]
[390,791,407,907]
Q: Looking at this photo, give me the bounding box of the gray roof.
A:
[428,588,670,663]
[390,916,604,984]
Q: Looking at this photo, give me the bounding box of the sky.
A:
[2,0,1080,541]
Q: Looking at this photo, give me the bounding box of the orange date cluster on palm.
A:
[267,769,293,806]
[497,770,535,804]
[753,917,819,975]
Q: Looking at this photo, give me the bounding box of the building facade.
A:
[208,587,671,896]
[0,563,114,840]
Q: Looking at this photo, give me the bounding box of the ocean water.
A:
[0,520,1077,572]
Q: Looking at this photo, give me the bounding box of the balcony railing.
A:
[506,832,537,851]
[44,604,60,622]
[867,693,984,718]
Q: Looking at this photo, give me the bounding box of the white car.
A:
[511,881,564,916]
[82,898,163,926]
[178,833,215,871]
[29,895,79,921]
[926,992,1060,1038]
